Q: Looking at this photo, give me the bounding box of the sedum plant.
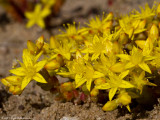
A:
[2,2,160,112]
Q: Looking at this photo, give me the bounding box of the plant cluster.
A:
[2,2,160,112]
[0,0,65,28]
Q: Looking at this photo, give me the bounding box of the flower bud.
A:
[118,92,131,105]
[102,100,118,111]
[103,21,113,30]
[90,88,99,97]
[60,82,74,92]
[1,78,11,87]
[128,28,134,38]
[5,76,22,85]
[36,36,44,49]
[45,59,60,70]
[50,36,59,49]
[27,40,37,54]
[63,91,73,101]
[106,12,113,21]
[13,86,22,95]
[110,62,125,73]
[94,78,106,85]
[138,20,146,29]
[118,33,128,44]
[56,54,64,66]
[149,24,159,40]
[9,86,15,93]
[76,50,83,59]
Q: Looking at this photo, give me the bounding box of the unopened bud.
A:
[110,62,125,73]
[60,82,74,92]
[90,88,99,97]
[50,36,59,49]
[94,78,106,85]
[56,54,64,66]
[27,40,37,54]
[138,20,146,29]
[63,91,73,101]
[45,60,60,70]
[5,76,22,85]
[128,28,134,38]
[9,86,15,93]
[1,78,11,87]
[36,36,44,49]
[118,33,128,44]
[106,12,113,21]
[102,100,118,111]
[118,92,131,105]
[13,86,22,95]
[149,24,159,40]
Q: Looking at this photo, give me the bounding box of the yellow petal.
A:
[23,49,33,67]
[35,60,47,72]
[119,70,129,79]
[109,87,117,101]
[33,73,47,83]
[37,19,45,28]
[93,71,104,78]
[75,74,86,88]
[9,67,25,76]
[86,79,92,91]
[26,20,35,28]
[21,77,32,90]
[117,54,130,60]
[138,62,151,73]
[119,80,134,88]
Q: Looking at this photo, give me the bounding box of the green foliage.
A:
[2,2,160,112]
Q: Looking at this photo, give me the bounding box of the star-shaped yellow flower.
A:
[117,47,155,73]
[9,49,47,90]
[25,4,51,28]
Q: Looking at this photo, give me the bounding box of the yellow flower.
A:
[82,35,113,61]
[96,70,134,101]
[132,3,156,20]
[9,49,47,90]
[131,71,156,93]
[58,51,104,91]
[25,4,51,28]
[117,47,154,73]
[119,15,146,39]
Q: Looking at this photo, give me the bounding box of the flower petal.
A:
[119,80,134,88]
[93,71,105,78]
[33,73,47,83]
[35,60,47,72]
[75,74,86,88]
[138,62,151,73]
[23,49,33,67]
[21,76,32,90]
[86,79,92,91]
[9,67,25,76]
[109,87,117,101]
[117,54,130,60]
